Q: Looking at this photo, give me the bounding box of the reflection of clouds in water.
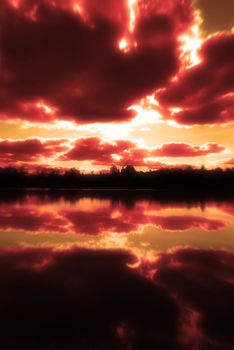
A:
[0,246,233,349]
[0,197,231,235]
[0,194,233,253]
[151,248,234,348]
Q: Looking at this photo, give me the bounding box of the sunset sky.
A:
[0,0,234,172]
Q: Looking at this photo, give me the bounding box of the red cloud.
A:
[63,137,226,167]
[0,0,196,123]
[152,142,225,157]
[62,137,137,163]
[157,32,234,125]
[223,158,234,166]
[0,138,68,163]
[62,136,151,167]
[0,137,226,167]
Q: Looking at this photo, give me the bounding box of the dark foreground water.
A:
[0,191,234,349]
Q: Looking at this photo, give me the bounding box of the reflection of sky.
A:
[0,194,234,255]
[0,194,234,349]
[0,245,233,349]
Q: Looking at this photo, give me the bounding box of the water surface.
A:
[0,191,233,349]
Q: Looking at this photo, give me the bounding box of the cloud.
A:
[63,137,226,166]
[157,32,234,125]
[0,137,225,167]
[152,142,225,157]
[1,1,233,129]
[0,0,196,123]
[62,137,137,164]
[223,158,234,166]
[0,138,68,163]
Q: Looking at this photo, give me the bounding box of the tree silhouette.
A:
[121,165,136,175]
[0,166,234,196]
[110,165,119,174]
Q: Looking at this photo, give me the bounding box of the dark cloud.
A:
[0,0,196,123]
[152,142,225,157]
[62,137,137,163]
[0,138,67,162]
[0,137,225,167]
[1,1,233,127]
[157,32,234,125]
[62,137,151,167]
[63,137,226,167]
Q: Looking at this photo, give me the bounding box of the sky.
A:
[0,0,233,172]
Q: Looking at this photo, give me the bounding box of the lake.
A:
[0,191,233,349]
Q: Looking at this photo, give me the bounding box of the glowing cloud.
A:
[0,0,197,124]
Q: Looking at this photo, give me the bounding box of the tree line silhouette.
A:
[0,165,234,195]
